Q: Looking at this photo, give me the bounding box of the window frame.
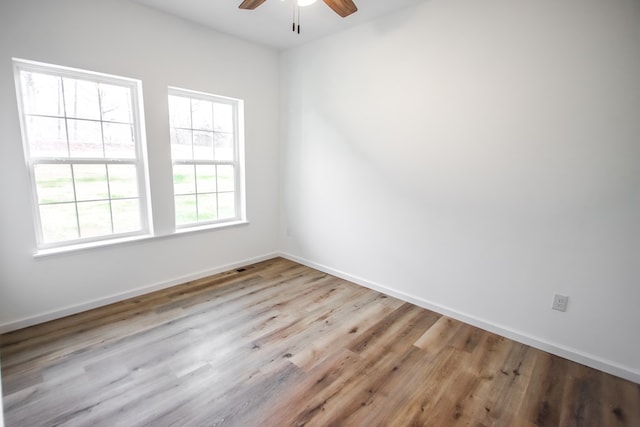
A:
[168,86,246,230]
[13,58,153,252]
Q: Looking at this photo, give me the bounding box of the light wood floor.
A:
[1,258,638,426]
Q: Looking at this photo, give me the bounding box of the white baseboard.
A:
[2,250,638,384]
[279,252,640,384]
[0,253,278,334]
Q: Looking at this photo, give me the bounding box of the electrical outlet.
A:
[552,294,569,312]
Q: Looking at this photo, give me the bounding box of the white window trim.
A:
[13,58,153,252]
[168,86,246,230]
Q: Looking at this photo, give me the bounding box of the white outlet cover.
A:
[552,294,569,312]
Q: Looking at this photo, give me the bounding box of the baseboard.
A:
[0,252,278,334]
[3,250,638,384]
[279,252,640,384]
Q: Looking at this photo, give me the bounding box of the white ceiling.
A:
[133,0,426,50]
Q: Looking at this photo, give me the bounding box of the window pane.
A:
[214,132,234,161]
[100,84,132,123]
[168,95,191,128]
[68,119,103,158]
[197,194,217,221]
[78,201,112,238]
[20,72,64,116]
[171,128,192,160]
[196,165,216,193]
[193,131,214,160]
[74,164,109,201]
[217,165,235,192]
[167,89,241,228]
[218,192,235,219]
[108,164,138,199]
[192,99,213,131]
[62,78,100,120]
[175,195,196,225]
[173,165,195,195]
[213,103,233,132]
[15,62,148,248]
[112,199,140,233]
[104,122,135,158]
[26,116,68,157]
[34,164,75,204]
[40,203,78,243]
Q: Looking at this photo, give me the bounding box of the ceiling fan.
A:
[239,0,358,18]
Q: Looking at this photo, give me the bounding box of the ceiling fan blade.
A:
[239,0,268,10]
[322,0,358,17]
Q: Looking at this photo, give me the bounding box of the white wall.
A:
[280,0,640,381]
[0,0,280,330]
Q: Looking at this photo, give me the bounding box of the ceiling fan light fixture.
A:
[240,0,357,16]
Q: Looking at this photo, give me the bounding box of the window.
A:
[168,88,244,228]
[13,59,151,250]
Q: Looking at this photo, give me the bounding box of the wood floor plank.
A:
[559,361,605,426]
[406,332,515,425]
[466,341,538,426]
[518,350,571,426]
[414,315,464,355]
[259,348,364,427]
[288,295,396,372]
[599,370,640,426]
[1,257,638,426]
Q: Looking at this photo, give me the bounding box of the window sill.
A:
[34,220,250,258]
[34,234,155,258]
[174,219,250,235]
